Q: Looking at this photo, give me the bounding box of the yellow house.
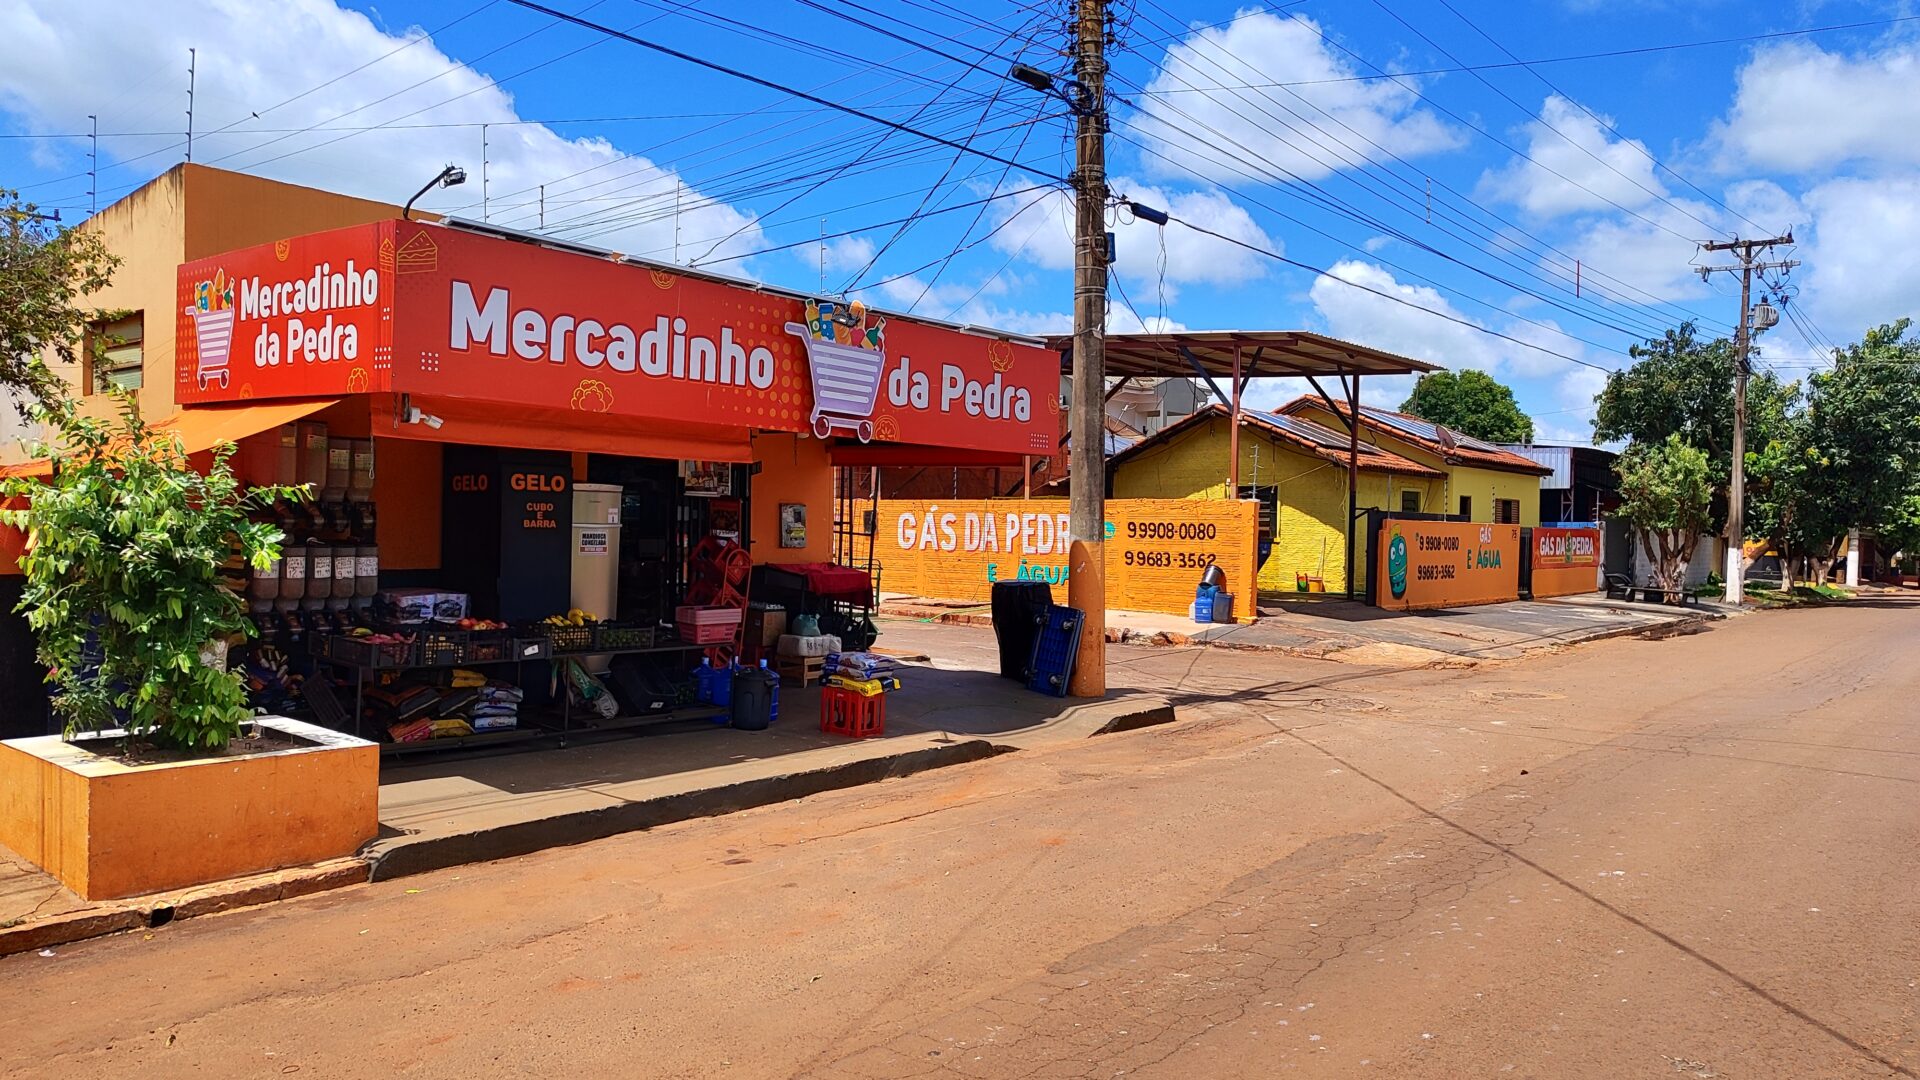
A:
[1277,397,1551,528]
[1110,403,1443,595]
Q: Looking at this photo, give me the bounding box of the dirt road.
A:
[5,600,1917,1078]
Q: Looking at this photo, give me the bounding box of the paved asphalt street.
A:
[3,598,1916,1078]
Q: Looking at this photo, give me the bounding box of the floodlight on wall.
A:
[403,164,468,220]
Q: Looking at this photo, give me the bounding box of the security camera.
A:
[402,403,444,429]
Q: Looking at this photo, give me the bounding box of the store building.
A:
[0,165,1055,746]
[1109,404,1441,595]
[1497,443,1620,526]
[1274,398,1552,527]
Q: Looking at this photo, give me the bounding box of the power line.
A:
[1158,209,1618,372]
[1135,13,1920,93]
[1114,7,1695,341]
[1427,0,1767,237]
[1363,0,1724,239]
[502,0,1068,183]
[1174,3,1735,332]
[1119,2,1724,335]
[686,182,1064,267]
[16,0,502,193]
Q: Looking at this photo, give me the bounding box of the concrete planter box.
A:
[0,716,377,901]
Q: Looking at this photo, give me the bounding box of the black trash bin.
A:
[991,580,1054,680]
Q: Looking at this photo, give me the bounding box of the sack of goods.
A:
[473,682,525,731]
[825,673,901,697]
[824,651,897,680]
[777,633,842,658]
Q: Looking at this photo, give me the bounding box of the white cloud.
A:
[985,175,1274,287]
[1479,95,1668,218]
[1797,175,1920,341]
[1285,259,1608,419]
[1131,12,1459,185]
[1559,198,1721,308]
[0,0,764,262]
[1713,41,1920,174]
[796,235,875,277]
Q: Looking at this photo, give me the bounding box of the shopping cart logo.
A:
[787,298,886,442]
[185,268,236,391]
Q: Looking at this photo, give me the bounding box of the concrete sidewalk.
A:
[369,661,1171,880]
[2,646,1176,954]
[883,591,1724,663]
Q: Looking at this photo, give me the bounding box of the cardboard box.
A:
[746,607,789,647]
[379,588,438,623]
[377,589,471,624]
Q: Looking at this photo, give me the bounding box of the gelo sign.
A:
[1377,520,1521,611]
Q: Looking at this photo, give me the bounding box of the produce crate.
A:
[595,622,657,650]
[532,621,596,653]
[416,627,469,668]
[324,634,417,670]
[465,630,512,663]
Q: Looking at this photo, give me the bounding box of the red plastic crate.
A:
[820,685,885,738]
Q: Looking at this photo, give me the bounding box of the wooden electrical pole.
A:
[1699,233,1795,605]
[1067,0,1109,697]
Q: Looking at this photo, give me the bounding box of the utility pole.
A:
[87,115,97,215]
[1699,233,1795,605]
[1066,0,1109,697]
[481,124,489,221]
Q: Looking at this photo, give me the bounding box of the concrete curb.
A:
[364,737,1008,882]
[0,859,369,959]
[3,696,1187,955]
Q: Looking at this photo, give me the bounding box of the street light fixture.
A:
[403,164,467,220]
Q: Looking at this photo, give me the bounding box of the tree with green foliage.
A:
[1593,322,1797,536]
[0,394,302,751]
[1,190,118,415]
[1398,369,1534,443]
[1881,491,1920,574]
[1614,435,1714,592]
[1749,320,1920,585]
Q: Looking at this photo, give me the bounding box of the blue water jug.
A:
[711,660,735,709]
[693,658,714,704]
[761,659,780,724]
[1194,583,1217,624]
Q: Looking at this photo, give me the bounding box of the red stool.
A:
[820,685,886,738]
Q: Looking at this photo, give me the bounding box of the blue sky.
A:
[6,0,1919,442]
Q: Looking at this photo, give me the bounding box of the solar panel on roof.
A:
[1247,410,1352,450]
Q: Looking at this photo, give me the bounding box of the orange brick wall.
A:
[864,499,1258,621]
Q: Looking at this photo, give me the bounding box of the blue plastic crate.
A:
[1026,604,1084,697]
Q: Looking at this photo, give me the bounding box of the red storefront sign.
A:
[177,222,396,404]
[1531,525,1601,598]
[177,222,1055,457]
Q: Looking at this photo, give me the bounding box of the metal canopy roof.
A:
[1043,330,1440,379]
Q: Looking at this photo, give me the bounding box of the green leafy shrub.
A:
[0,395,302,750]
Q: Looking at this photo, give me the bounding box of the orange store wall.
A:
[374,438,443,570]
[750,434,832,565]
